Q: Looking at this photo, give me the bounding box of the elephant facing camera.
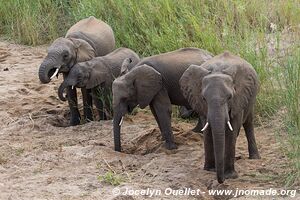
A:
[180,51,260,184]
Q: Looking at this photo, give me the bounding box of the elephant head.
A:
[180,64,238,183]
[38,37,95,84]
[112,64,162,151]
[57,59,111,101]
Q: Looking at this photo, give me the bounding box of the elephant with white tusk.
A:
[58,48,140,120]
[112,47,213,152]
[38,16,115,125]
[180,51,260,184]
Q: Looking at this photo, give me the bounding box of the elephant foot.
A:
[164,141,177,150]
[84,112,93,122]
[224,170,238,179]
[249,153,261,159]
[204,166,216,172]
[70,117,81,126]
[204,164,215,172]
[85,116,94,123]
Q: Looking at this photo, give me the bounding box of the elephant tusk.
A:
[71,85,74,90]
[227,121,233,131]
[201,122,209,132]
[50,68,60,80]
[119,116,124,126]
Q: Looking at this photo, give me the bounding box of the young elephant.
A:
[180,51,260,183]
[112,47,213,152]
[38,16,115,125]
[58,48,140,120]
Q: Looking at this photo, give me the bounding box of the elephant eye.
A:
[227,93,233,100]
[63,52,69,60]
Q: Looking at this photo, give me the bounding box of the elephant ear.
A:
[228,64,258,118]
[128,64,162,109]
[69,38,96,62]
[86,63,109,89]
[180,64,210,115]
[120,58,133,76]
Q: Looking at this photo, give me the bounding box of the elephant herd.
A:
[38,17,260,184]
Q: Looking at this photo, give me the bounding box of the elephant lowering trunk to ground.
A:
[38,16,115,125]
[112,47,213,152]
[57,48,139,120]
[180,51,260,183]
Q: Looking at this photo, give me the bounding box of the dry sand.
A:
[0,40,298,200]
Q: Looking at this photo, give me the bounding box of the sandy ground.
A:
[0,40,298,200]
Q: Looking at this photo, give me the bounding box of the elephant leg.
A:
[150,89,177,150]
[192,115,206,134]
[150,105,165,140]
[81,88,93,122]
[224,119,240,179]
[203,127,215,171]
[67,86,81,126]
[243,111,260,159]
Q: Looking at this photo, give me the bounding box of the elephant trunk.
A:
[113,103,127,152]
[208,104,226,184]
[38,57,60,84]
[58,81,69,101]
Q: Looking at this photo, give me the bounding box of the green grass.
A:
[0,0,299,186]
[94,86,113,119]
[15,148,25,156]
[281,48,300,186]
[98,170,124,186]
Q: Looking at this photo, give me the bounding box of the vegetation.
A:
[98,170,124,186]
[94,86,113,119]
[0,0,299,186]
[281,49,300,186]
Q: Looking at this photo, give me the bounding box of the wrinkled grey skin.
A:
[112,47,213,152]
[58,48,140,120]
[180,51,260,184]
[38,16,115,125]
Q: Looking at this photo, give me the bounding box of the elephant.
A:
[57,47,140,120]
[38,16,115,125]
[112,47,213,152]
[179,51,260,183]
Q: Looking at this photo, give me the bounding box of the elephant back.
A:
[137,48,213,105]
[102,47,140,79]
[66,16,115,56]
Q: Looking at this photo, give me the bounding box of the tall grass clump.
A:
[281,48,300,186]
[0,0,73,45]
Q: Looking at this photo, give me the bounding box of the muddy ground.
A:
[0,40,298,200]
